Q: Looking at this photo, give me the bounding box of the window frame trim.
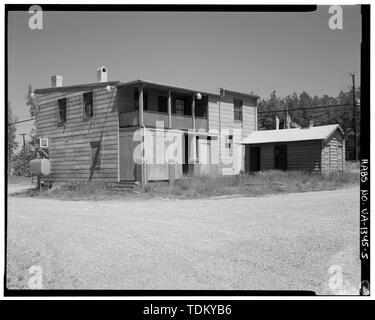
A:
[83,91,94,120]
[57,98,67,126]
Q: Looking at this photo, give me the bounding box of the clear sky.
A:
[8,6,361,147]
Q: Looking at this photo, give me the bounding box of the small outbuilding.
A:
[242,124,345,173]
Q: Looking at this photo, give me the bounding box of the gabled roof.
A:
[241,124,343,144]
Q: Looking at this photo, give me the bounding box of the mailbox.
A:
[29,159,51,176]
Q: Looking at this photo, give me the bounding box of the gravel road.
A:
[7,186,360,294]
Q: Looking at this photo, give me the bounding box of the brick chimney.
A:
[309,120,314,128]
[97,66,108,82]
[51,75,63,87]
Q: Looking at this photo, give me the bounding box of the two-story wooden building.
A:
[34,67,259,183]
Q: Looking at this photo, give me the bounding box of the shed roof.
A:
[241,124,343,144]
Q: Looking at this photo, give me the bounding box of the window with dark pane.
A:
[134,90,139,110]
[83,91,93,118]
[58,98,67,124]
[195,96,208,118]
[158,95,168,113]
[175,98,185,116]
[234,99,243,122]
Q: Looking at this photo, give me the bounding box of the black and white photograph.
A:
[3,2,371,301]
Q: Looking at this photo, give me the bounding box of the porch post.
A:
[191,95,197,168]
[192,94,196,130]
[168,90,172,128]
[138,84,146,188]
[139,85,144,126]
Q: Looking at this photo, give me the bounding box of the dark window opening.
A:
[158,95,168,113]
[195,96,208,118]
[83,91,93,118]
[275,144,287,170]
[234,99,243,122]
[134,90,139,110]
[144,92,148,111]
[134,90,148,110]
[58,98,67,124]
[90,141,101,171]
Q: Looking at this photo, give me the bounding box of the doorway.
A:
[183,133,189,174]
[245,146,261,173]
[274,144,288,170]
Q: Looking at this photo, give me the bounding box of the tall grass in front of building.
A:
[146,170,359,198]
[12,170,358,200]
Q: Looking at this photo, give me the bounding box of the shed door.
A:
[245,146,260,173]
[275,144,287,170]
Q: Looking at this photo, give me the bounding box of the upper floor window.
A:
[57,98,67,125]
[234,99,243,122]
[83,91,93,118]
[134,90,139,110]
[195,96,208,118]
[158,95,168,113]
[175,98,185,116]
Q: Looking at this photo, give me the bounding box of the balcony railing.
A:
[119,110,208,131]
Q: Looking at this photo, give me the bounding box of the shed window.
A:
[275,144,287,170]
[58,98,67,124]
[234,99,243,122]
[90,141,101,171]
[83,91,93,118]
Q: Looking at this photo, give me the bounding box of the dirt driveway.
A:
[6,186,360,294]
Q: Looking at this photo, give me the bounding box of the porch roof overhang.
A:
[117,79,220,97]
[34,78,259,100]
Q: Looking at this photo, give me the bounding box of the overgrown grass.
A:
[12,170,358,201]
[146,170,359,198]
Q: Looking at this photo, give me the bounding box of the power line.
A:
[257,103,352,114]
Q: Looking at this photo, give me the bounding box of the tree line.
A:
[257,87,360,160]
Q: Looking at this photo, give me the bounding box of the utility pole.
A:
[350,73,358,162]
[19,133,27,176]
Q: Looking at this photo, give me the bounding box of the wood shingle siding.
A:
[36,87,119,182]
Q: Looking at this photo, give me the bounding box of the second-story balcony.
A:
[117,83,209,131]
[119,110,208,131]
